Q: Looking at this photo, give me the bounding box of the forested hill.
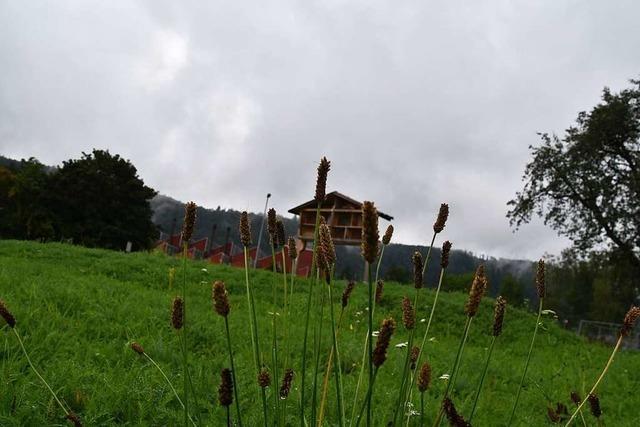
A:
[151,194,536,297]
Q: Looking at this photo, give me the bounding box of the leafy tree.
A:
[507,80,640,269]
[0,159,54,240]
[385,264,411,284]
[442,272,475,293]
[499,274,525,307]
[48,149,157,250]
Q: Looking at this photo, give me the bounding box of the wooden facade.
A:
[288,191,393,248]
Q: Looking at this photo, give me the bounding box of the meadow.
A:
[1,239,639,426]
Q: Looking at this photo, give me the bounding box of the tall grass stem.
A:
[507,298,544,425]
[564,336,623,427]
[403,268,445,426]
[224,317,243,426]
[366,263,374,426]
[243,247,268,426]
[326,271,345,426]
[432,316,472,427]
[141,351,197,426]
[12,328,69,417]
[468,335,496,422]
[181,244,189,427]
[421,233,436,276]
[299,205,322,426]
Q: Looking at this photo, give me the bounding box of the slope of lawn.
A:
[0,240,638,426]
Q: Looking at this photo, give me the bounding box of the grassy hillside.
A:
[0,241,638,426]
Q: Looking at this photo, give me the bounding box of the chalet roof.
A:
[288,191,393,221]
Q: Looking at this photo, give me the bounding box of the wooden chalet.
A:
[288,191,393,249]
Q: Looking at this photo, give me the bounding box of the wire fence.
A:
[577,320,640,349]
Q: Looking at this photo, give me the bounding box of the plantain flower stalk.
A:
[422,203,449,275]
[508,259,546,425]
[417,361,432,427]
[315,157,330,202]
[565,307,639,426]
[403,241,452,427]
[587,394,602,424]
[392,293,418,426]
[213,280,243,426]
[355,318,396,427]
[375,224,394,283]
[375,280,384,304]
[434,265,486,427]
[443,398,470,427]
[469,296,507,422]
[179,201,196,427]
[301,157,330,426]
[360,200,379,427]
[219,368,234,426]
[569,391,588,427]
[267,208,282,424]
[239,211,268,426]
[315,223,345,427]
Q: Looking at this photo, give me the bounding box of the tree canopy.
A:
[0,150,157,251]
[507,80,640,269]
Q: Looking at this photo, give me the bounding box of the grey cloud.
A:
[2,0,639,259]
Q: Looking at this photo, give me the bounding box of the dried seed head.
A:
[402,296,416,330]
[556,402,568,416]
[361,201,379,264]
[417,361,431,392]
[341,281,356,308]
[218,368,234,407]
[66,412,83,427]
[412,251,423,289]
[375,280,384,304]
[372,317,396,367]
[492,296,507,337]
[268,208,277,247]
[0,299,16,328]
[433,203,449,234]
[240,211,251,247]
[443,398,470,427]
[620,305,640,337]
[181,202,197,243]
[465,265,487,318]
[382,225,394,245]
[570,391,582,406]
[441,241,453,269]
[547,407,560,423]
[130,342,145,355]
[171,296,184,330]
[319,223,336,267]
[212,280,230,317]
[409,346,420,370]
[315,157,331,202]
[276,220,286,248]
[258,367,271,388]
[587,394,601,418]
[288,237,298,260]
[279,369,294,399]
[535,259,545,299]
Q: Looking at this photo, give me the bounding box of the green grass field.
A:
[0,240,638,426]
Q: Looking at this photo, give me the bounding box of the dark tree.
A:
[508,80,640,269]
[499,274,525,308]
[48,149,157,250]
[0,159,54,240]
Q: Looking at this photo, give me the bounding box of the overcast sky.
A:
[2,1,639,260]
